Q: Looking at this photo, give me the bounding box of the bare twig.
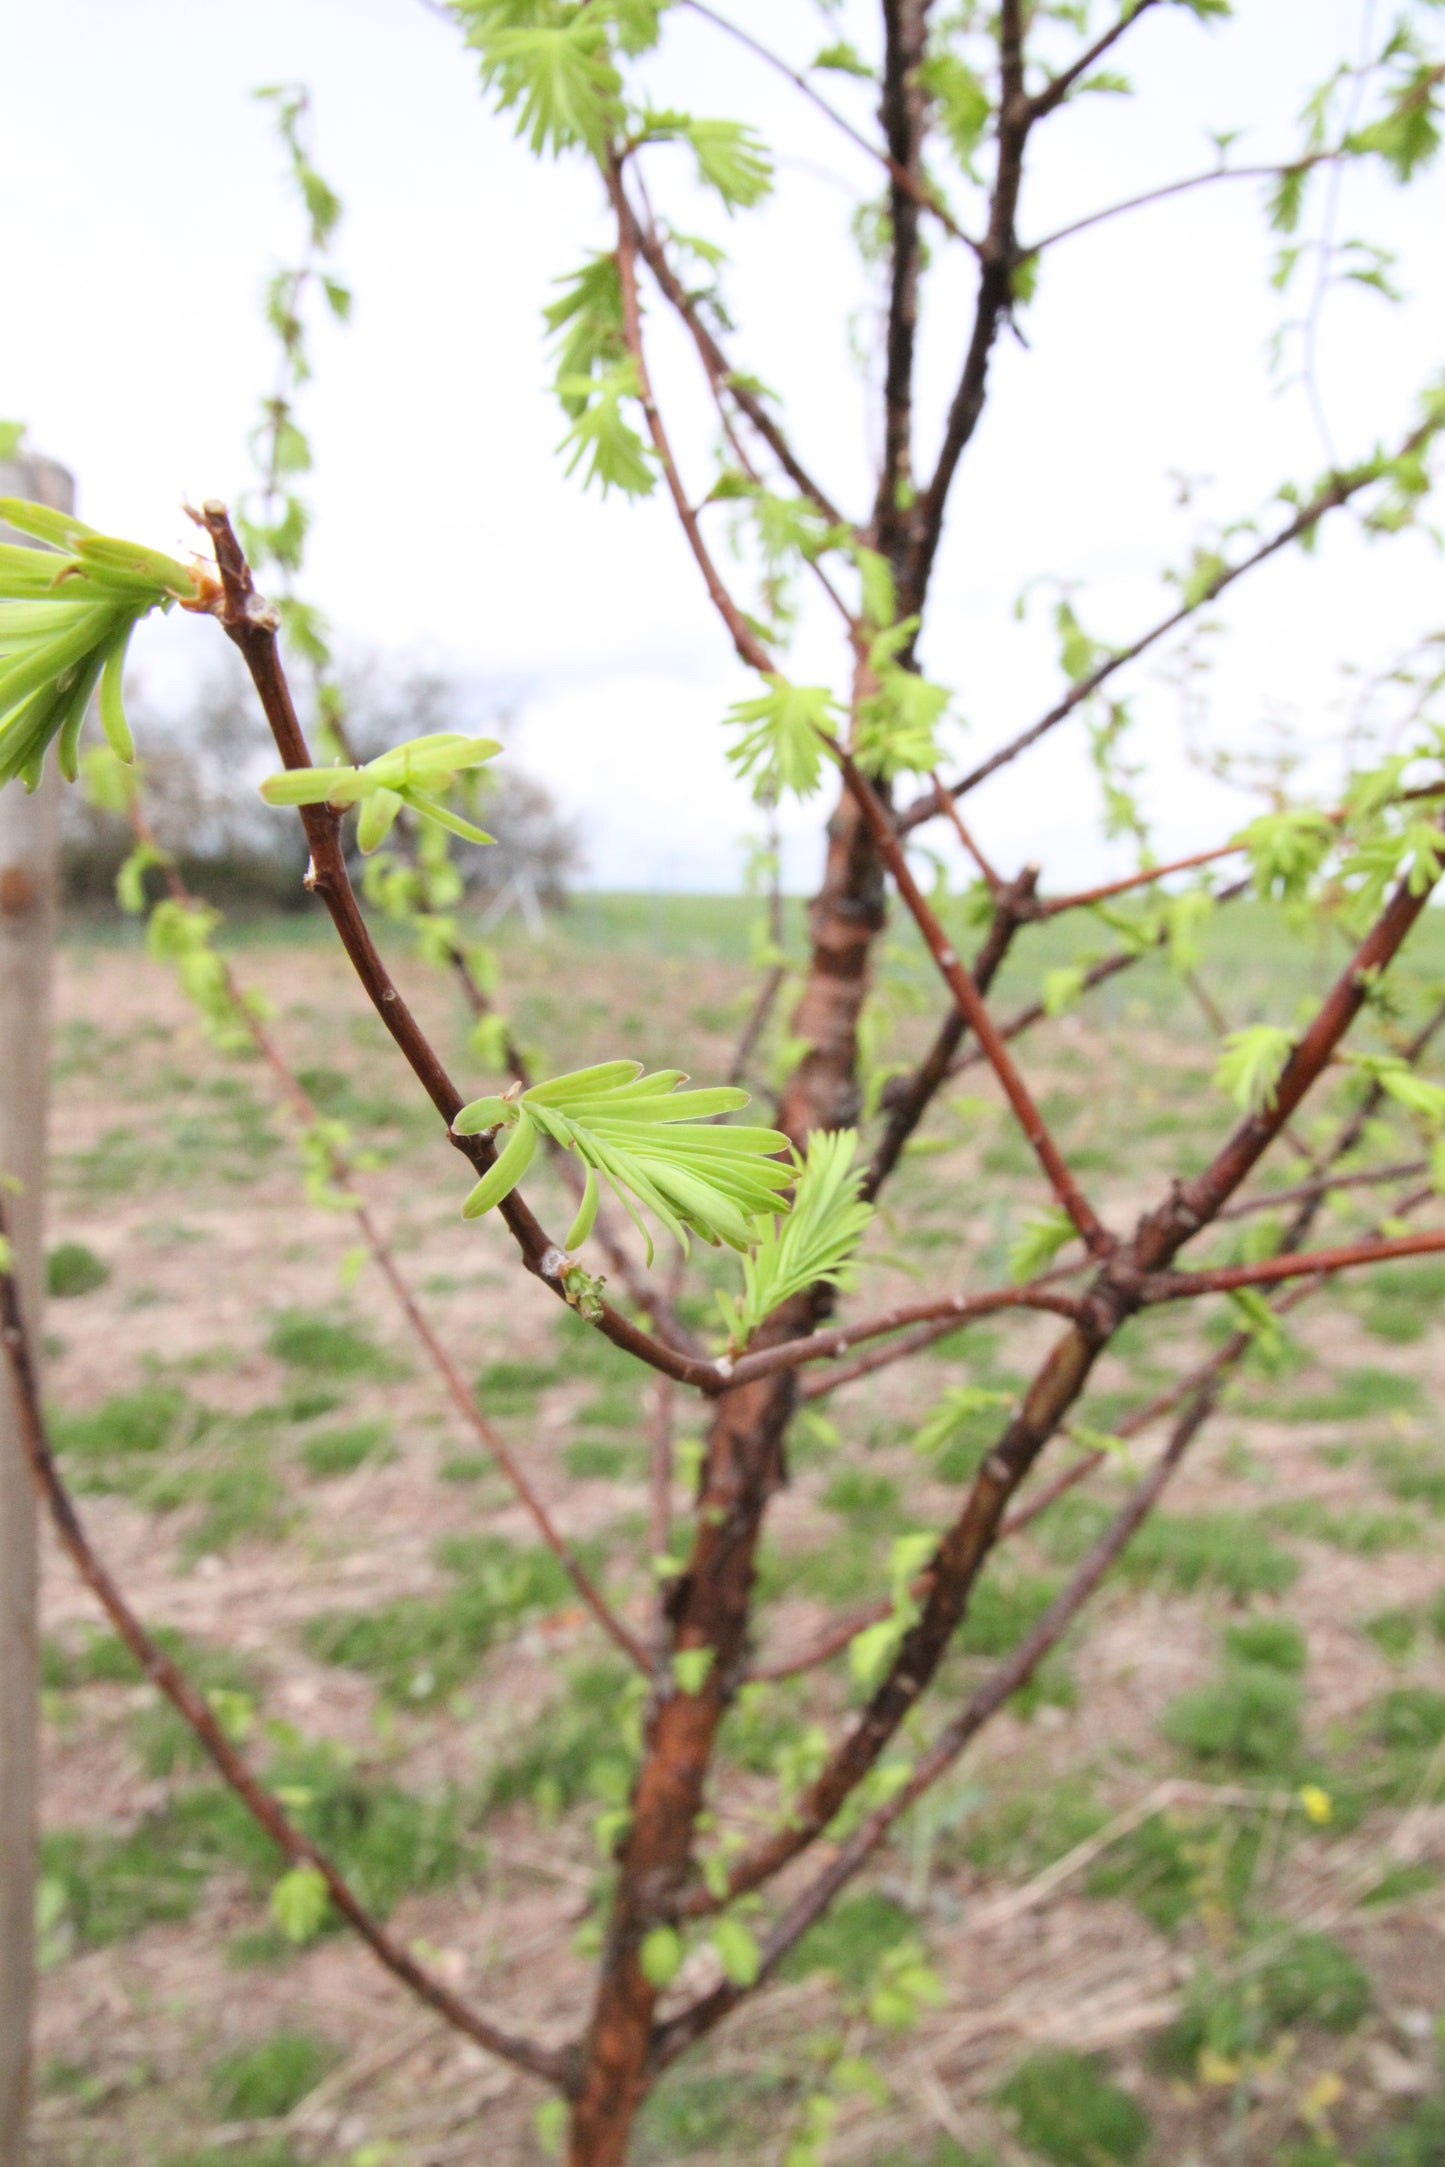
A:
[679,0,983,259]
[194,500,722,1399]
[0,1198,569,2089]
[901,417,1443,827]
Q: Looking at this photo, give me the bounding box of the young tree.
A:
[5,7,1445,2164]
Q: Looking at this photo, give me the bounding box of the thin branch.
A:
[606,170,775,677]
[929,770,1006,891]
[1026,0,1162,121]
[1142,1222,1445,1303]
[0,1201,569,2090]
[622,192,853,534]
[194,501,716,1399]
[1026,151,1333,257]
[723,1278,1087,1391]
[765,1143,1438,1676]
[872,0,934,557]
[323,713,679,1335]
[658,1372,1207,2062]
[835,743,1112,1252]
[1033,837,1242,918]
[900,0,1030,612]
[125,801,650,1669]
[692,792,1445,1917]
[1214,1155,1429,1226]
[798,1311,993,1400]
[865,867,1036,1199]
[939,874,1253,1088]
[901,418,1442,827]
[679,0,983,259]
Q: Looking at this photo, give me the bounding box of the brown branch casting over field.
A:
[900,411,1445,829]
[123,794,649,1669]
[0,1197,569,2089]
[194,500,716,1401]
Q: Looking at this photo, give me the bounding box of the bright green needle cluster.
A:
[723,1129,873,1346]
[0,497,199,789]
[453,1060,793,1263]
[259,733,502,852]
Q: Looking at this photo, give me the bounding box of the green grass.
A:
[209,2031,336,2119]
[1157,1930,1371,2074]
[1272,1366,1425,1423]
[996,2049,1151,2166]
[1362,2101,1445,2167]
[957,1773,1107,1881]
[1085,1807,1266,1933]
[266,1308,407,1380]
[475,1356,560,1413]
[564,1438,643,1480]
[1160,1663,1304,1774]
[1224,1615,1307,1672]
[51,1386,189,1464]
[781,1890,918,1987]
[44,1737,471,1956]
[165,2147,300,2167]
[1372,1685,1445,1752]
[823,1467,903,1520]
[1357,1259,1445,1343]
[486,1659,637,1817]
[304,1536,573,1701]
[1034,1497,1298,1598]
[1364,1608,1421,1662]
[1370,1438,1445,1514]
[299,1420,394,1479]
[1264,1498,1423,1555]
[46,1241,110,1297]
[636,2071,791,2159]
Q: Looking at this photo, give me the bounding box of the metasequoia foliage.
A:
[8,9,1445,2165]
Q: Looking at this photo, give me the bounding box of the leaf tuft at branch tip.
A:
[724,1129,873,1346]
[456,1060,793,1263]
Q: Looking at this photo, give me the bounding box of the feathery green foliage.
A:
[724,1130,873,1347]
[725,675,841,801]
[453,1060,793,1262]
[0,498,198,787]
[1214,1025,1295,1114]
[259,732,501,851]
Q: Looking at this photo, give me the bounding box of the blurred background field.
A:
[27,887,1445,2167]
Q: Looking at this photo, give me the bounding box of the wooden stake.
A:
[0,452,72,2167]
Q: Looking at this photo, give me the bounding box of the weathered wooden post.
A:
[0,452,73,2167]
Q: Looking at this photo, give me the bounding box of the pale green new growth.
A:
[854,620,952,780]
[1008,1205,1076,1283]
[723,1129,873,1347]
[259,732,501,851]
[850,1532,935,1688]
[1214,1025,1295,1115]
[453,1060,793,1264]
[725,674,841,801]
[913,1384,1016,1457]
[1347,1051,1445,1127]
[0,498,199,789]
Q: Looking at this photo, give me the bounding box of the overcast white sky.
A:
[3,0,1443,890]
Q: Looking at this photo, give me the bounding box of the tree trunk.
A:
[0,454,71,2167]
[566,786,885,2165]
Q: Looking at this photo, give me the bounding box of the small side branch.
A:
[723,1277,1086,1390]
[835,744,1111,1253]
[657,1368,1207,2065]
[195,501,713,1398]
[1142,1223,1445,1303]
[0,1202,569,2090]
[901,421,1442,827]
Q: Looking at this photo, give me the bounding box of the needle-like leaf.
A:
[454,1061,792,1264]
